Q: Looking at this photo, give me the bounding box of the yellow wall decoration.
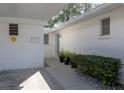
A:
[10,36,17,42]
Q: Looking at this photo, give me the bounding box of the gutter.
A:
[44,3,123,33]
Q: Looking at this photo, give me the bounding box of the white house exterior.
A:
[0,17,44,70]
[44,32,56,58]
[44,3,124,84]
[0,3,67,70]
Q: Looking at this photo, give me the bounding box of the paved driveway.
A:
[0,68,64,90]
[0,57,100,90]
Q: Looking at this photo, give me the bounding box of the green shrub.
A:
[57,49,66,62]
[73,54,121,86]
[57,49,66,58]
[64,51,71,61]
[71,54,81,68]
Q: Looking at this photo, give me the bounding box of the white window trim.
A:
[98,16,111,40]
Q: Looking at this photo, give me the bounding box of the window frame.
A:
[100,17,110,36]
[44,34,49,44]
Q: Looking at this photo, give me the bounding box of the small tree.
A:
[47,3,99,28]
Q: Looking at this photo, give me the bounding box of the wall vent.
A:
[9,23,18,36]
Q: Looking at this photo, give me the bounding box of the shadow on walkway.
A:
[0,67,64,90]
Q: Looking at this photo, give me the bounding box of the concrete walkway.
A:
[45,58,98,90]
[0,58,99,90]
[0,68,64,90]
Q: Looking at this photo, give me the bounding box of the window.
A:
[101,17,110,36]
[44,34,49,44]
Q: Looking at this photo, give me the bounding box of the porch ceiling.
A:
[0,3,68,20]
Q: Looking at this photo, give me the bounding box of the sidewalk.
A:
[45,58,99,90]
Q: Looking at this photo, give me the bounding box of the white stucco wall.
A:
[59,6,124,84]
[0,17,44,70]
[44,32,56,58]
[59,6,124,60]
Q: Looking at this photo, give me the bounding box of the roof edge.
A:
[44,3,123,33]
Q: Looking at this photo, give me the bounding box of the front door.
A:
[56,33,60,53]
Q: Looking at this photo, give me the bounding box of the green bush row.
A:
[71,54,121,86]
[57,49,121,86]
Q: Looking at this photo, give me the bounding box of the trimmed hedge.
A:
[71,54,121,86]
